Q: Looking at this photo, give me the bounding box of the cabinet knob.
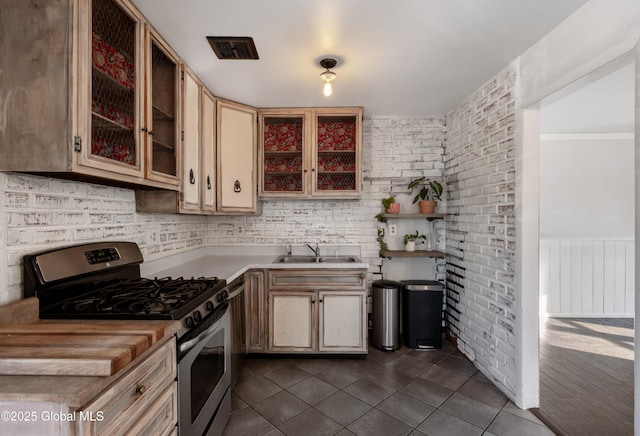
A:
[234,180,242,193]
[141,127,148,133]
[207,175,212,190]
[189,169,195,184]
[135,385,147,396]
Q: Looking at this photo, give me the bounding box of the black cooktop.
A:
[39,276,225,320]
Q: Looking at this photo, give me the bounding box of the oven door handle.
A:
[226,284,244,300]
[179,304,229,354]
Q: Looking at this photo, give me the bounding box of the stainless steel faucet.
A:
[306,242,320,260]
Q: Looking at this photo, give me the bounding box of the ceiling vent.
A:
[206,36,259,60]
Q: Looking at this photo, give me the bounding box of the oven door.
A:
[178,303,231,436]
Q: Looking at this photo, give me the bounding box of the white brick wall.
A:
[444,62,518,398]
[0,116,446,305]
[0,173,207,305]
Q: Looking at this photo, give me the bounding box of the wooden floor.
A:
[534,317,634,436]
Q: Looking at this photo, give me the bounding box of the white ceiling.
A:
[131,0,588,116]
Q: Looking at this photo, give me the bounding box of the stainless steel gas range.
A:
[24,241,232,436]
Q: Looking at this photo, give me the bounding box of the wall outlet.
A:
[389,224,397,236]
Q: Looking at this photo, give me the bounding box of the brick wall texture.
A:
[444,62,518,397]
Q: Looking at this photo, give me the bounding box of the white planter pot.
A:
[405,241,416,252]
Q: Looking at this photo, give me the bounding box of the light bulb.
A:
[323,82,333,97]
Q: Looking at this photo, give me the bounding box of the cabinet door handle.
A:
[207,175,212,190]
[189,169,195,184]
[234,180,242,193]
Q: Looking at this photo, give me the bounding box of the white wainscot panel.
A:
[540,239,634,317]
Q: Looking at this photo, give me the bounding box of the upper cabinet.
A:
[1,0,179,190]
[179,65,202,212]
[144,28,181,185]
[259,107,363,199]
[217,99,258,214]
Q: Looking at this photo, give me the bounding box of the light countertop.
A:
[141,245,369,283]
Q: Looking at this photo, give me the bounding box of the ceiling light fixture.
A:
[319,58,337,97]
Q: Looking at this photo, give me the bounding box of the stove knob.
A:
[216,293,225,303]
[185,316,195,329]
[223,290,229,299]
[205,301,214,311]
[193,310,202,323]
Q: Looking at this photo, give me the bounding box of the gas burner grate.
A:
[55,276,223,317]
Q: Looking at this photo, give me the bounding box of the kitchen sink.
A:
[274,255,319,263]
[318,256,360,263]
[273,255,361,263]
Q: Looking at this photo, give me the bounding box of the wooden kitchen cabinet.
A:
[136,75,221,214]
[200,88,218,212]
[244,270,267,352]
[266,269,367,354]
[318,291,367,352]
[217,99,258,214]
[0,336,177,436]
[258,107,363,199]
[178,65,202,212]
[75,337,177,435]
[1,0,180,190]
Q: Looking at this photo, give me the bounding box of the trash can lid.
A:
[372,279,401,289]
[401,280,444,291]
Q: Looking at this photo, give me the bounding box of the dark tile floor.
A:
[223,342,555,436]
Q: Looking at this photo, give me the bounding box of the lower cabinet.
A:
[244,270,267,353]
[76,336,177,436]
[0,336,177,436]
[266,269,367,354]
[269,290,367,353]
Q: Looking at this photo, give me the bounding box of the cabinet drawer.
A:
[76,337,176,435]
[268,269,366,290]
[124,382,177,436]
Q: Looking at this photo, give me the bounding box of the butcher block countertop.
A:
[0,298,180,407]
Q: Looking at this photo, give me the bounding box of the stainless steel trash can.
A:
[372,280,402,351]
[402,280,444,349]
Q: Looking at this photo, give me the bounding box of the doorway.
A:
[535,52,635,434]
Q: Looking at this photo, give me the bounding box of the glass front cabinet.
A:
[259,108,363,199]
[79,0,180,186]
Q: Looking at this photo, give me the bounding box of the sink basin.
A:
[274,255,319,263]
[273,255,361,264]
[318,256,360,263]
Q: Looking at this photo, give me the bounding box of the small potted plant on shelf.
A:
[407,177,443,214]
[381,195,400,214]
[403,230,427,252]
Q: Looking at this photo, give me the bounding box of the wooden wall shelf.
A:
[380,250,446,258]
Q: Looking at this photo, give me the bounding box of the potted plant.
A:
[407,177,443,214]
[381,196,400,214]
[403,230,427,252]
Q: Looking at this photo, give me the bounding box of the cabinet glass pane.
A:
[263,116,303,193]
[91,0,137,166]
[316,115,357,191]
[150,41,177,177]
